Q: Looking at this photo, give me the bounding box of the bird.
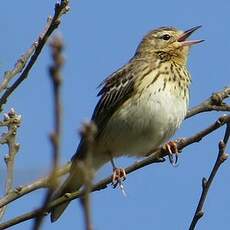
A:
[50,26,203,222]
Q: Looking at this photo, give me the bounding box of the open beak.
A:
[177,25,204,46]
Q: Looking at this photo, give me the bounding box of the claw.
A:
[164,141,179,167]
[112,168,127,188]
[110,158,127,195]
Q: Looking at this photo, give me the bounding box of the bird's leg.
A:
[163,141,179,166]
[110,158,127,189]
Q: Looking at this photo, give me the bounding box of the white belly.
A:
[98,79,189,158]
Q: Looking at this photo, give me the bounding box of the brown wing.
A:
[91,62,135,136]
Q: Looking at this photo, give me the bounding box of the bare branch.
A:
[189,120,230,230]
[0,0,70,112]
[0,115,229,230]
[0,163,70,209]
[32,36,64,230]
[79,122,97,230]
[186,86,230,118]
[0,43,37,93]
[0,109,21,220]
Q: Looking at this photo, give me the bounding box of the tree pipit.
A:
[51,26,203,222]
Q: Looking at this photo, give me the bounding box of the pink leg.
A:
[110,159,127,188]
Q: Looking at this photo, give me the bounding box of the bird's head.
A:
[136,26,204,65]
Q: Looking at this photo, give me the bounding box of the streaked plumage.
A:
[50,26,203,222]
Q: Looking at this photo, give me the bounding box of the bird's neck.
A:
[135,50,188,66]
[156,51,188,66]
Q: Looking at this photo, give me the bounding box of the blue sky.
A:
[0,0,229,229]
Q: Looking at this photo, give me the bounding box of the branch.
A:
[0,163,70,209]
[186,86,230,118]
[0,0,70,112]
[0,114,229,229]
[0,43,36,93]
[32,36,64,230]
[0,109,21,220]
[189,120,230,230]
[79,122,97,230]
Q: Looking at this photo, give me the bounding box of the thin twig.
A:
[0,109,21,220]
[0,0,70,112]
[186,86,230,118]
[0,43,37,93]
[32,36,64,230]
[0,115,229,230]
[0,163,70,209]
[189,120,230,230]
[79,122,97,230]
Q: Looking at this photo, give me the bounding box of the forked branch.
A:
[0,0,69,112]
[189,119,230,230]
[0,109,21,220]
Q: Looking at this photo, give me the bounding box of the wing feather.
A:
[92,63,135,135]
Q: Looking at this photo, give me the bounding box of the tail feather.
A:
[50,139,108,222]
[50,201,70,223]
[50,163,84,222]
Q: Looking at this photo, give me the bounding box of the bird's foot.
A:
[163,141,179,166]
[112,168,127,189]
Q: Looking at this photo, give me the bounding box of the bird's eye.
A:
[161,34,171,40]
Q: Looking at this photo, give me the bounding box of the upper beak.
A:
[177,25,204,46]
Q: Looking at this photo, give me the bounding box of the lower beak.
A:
[177,25,204,46]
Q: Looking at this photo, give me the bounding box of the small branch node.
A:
[3,113,9,121]
[220,153,228,162]
[218,140,225,150]
[202,177,207,189]
[64,193,71,198]
[80,121,97,143]
[14,186,23,194]
[49,133,58,146]
[196,210,204,219]
[8,108,16,117]
[4,154,9,164]
[14,143,20,152]
[217,114,228,125]
[47,16,52,22]
[211,92,224,105]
